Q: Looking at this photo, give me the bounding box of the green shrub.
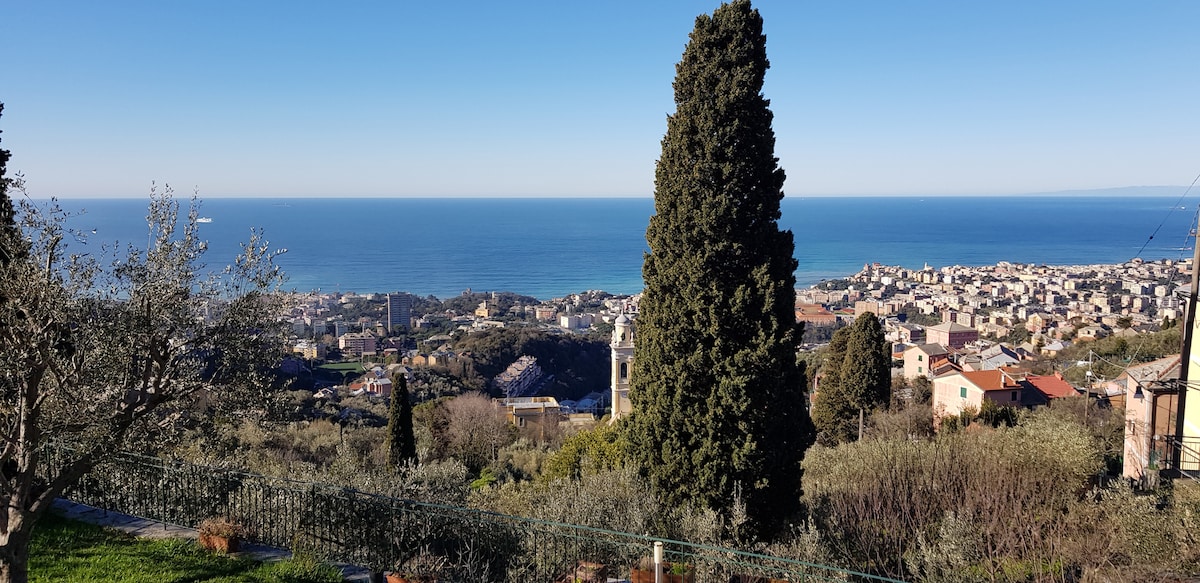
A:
[259,554,342,583]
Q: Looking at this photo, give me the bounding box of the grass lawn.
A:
[30,513,342,583]
[316,363,365,374]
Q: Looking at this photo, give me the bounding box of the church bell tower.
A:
[610,313,635,421]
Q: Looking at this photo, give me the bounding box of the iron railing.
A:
[42,449,905,583]
[1149,434,1200,483]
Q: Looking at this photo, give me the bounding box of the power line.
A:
[1133,170,1200,259]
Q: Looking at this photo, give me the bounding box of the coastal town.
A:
[287,257,1188,373]
[797,257,1188,342]
[278,257,1189,489]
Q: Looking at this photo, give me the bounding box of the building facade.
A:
[610,314,635,421]
[932,369,1024,421]
[387,293,412,333]
[926,321,979,349]
[338,332,377,356]
[493,355,543,398]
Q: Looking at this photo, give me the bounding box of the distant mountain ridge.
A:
[1022,185,1188,197]
[796,186,1189,198]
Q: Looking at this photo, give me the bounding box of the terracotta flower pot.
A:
[631,563,693,583]
[630,568,655,583]
[385,574,436,583]
[199,533,240,554]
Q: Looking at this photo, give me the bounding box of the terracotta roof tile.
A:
[1026,374,1079,399]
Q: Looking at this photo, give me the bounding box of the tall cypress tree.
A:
[840,312,891,415]
[627,0,813,530]
[0,102,20,268]
[811,313,891,444]
[385,373,418,469]
[810,326,856,445]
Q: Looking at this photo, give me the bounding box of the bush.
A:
[803,410,1102,580]
[540,422,625,481]
[259,553,343,583]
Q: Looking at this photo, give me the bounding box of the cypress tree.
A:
[627,0,813,529]
[811,312,891,444]
[385,373,418,469]
[840,312,891,412]
[810,326,857,445]
[0,102,20,268]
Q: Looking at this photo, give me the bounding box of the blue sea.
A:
[51,196,1198,300]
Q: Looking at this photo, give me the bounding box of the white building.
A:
[610,314,635,421]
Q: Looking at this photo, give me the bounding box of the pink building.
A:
[932,368,1024,422]
[1119,356,1181,482]
[926,322,978,349]
[903,343,949,380]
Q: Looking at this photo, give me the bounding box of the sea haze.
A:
[53,196,1197,300]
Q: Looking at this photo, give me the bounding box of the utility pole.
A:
[1173,228,1200,472]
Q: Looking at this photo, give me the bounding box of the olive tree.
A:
[0,177,286,582]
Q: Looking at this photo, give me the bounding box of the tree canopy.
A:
[626,0,813,532]
[385,373,418,469]
[0,103,20,268]
[811,312,891,445]
[0,179,286,582]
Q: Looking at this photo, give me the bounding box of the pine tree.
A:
[385,373,418,469]
[811,312,891,444]
[627,0,813,530]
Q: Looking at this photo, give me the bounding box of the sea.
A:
[49,196,1199,300]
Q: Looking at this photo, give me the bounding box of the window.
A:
[960,386,967,398]
[918,366,923,373]
[1011,391,1018,402]
[620,362,628,380]
[918,355,924,362]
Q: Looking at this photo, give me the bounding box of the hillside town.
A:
[798,258,1188,340]
[277,289,638,427]
[277,259,1190,490]
[220,255,1196,578]
[796,258,1190,489]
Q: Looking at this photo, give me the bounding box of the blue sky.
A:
[4,1,1199,198]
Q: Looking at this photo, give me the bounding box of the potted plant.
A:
[197,516,248,554]
[630,557,693,583]
[665,561,695,583]
[386,551,447,583]
[629,556,656,583]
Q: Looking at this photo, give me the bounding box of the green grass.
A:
[316,363,365,373]
[30,513,342,583]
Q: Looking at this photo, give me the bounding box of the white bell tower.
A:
[610,313,635,421]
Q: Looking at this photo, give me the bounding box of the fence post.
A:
[654,541,663,583]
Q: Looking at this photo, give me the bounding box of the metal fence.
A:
[43,449,904,583]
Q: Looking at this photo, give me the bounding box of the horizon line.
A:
[37,185,1190,201]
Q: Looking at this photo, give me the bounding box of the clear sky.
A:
[4,1,1199,198]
